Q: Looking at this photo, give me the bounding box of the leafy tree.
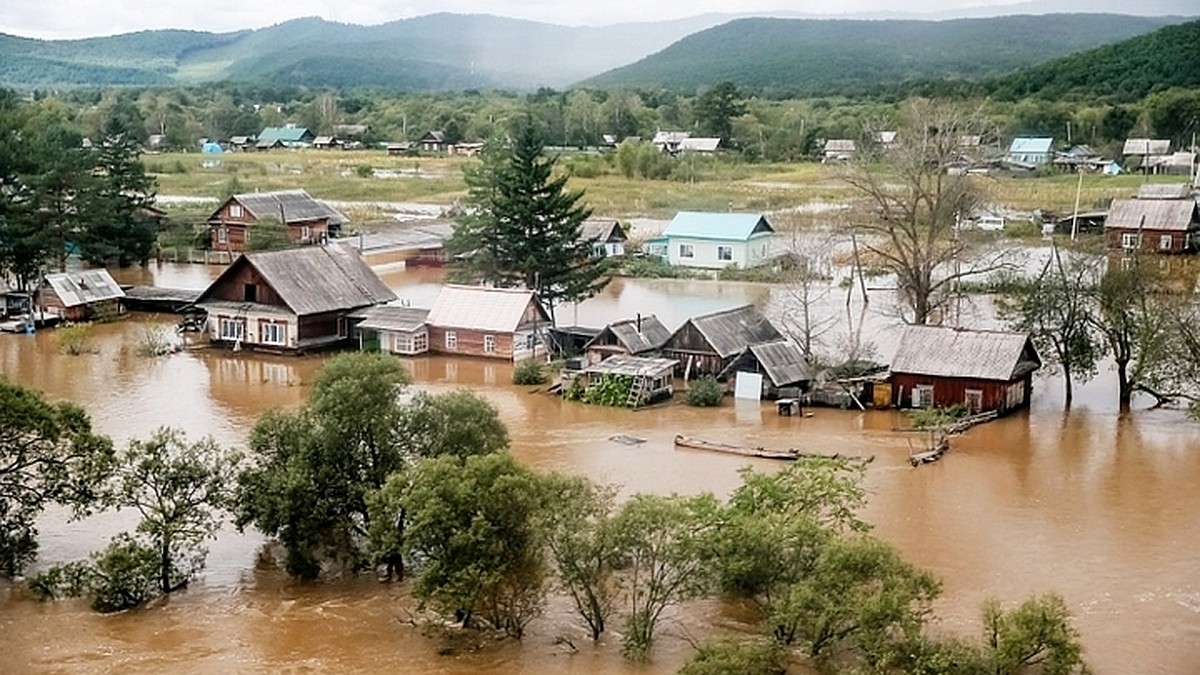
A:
[685,375,724,407]
[694,81,747,146]
[980,594,1086,675]
[541,473,620,640]
[446,118,611,322]
[29,533,159,613]
[400,389,509,460]
[401,452,549,637]
[679,639,788,675]
[609,492,719,661]
[0,379,114,577]
[1099,105,1137,143]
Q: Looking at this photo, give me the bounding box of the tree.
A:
[446,118,611,322]
[79,114,159,267]
[776,230,838,362]
[844,100,1006,325]
[1099,105,1138,143]
[980,594,1086,675]
[679,639,788,675]
[999,248,1104,406]
[29,533,159,613]
[0,379,114,577]
[609,492,718,661]
[400,389,509,460]
[694,81,746,147]
[541,473,620,640]
[401,452,550,637]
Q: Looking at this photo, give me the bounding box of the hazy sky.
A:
[2,0,1025,40]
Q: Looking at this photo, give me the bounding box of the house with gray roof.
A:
[194,245,395,353]
[1006,137,1054,166]
[889,326,1040,414]
[580,219,627,258]
[350,305,431,355]
[659,212,774,269]
[38,270,125,322]
[719,339,813,399]
[584,314,671,364]
[1104,195,1200,254]
[661,304,784,377]
[257,126,314,148]
[207,189,348,252]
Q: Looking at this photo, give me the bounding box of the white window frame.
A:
[679,243,694,259]
[965,388,983,412]
[484,334,496,353]
[229,203,244,219]
[218,317,245,341]
[445,330,457,350]
[393,334,411,353]
[1159,234,1172,250]
[525,333,538,351]
[261,322,286,346]
[717,245,733,261]
[1121,232,1140,250]
[300,225,311,241]
[913,384,934,408]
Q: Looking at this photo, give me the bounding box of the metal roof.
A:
[259,126,312,143]
[586,315,671,354]
[680,138,721,152]
[1137,183,1193,200]
[197,299,295,318]
[42,270,125,307]
[663,212,774,241]
[1009,137,1054,153]
[222,189,348,227]
[584,354,678,378]
[891,326,1040,381]
[579,219,627,244]
[426,285,548,333]
[1123,138,1171,155]
[352,305,430,333]
[1105,198,1198,232]
[685,305,784,359]
[749,340,812,386]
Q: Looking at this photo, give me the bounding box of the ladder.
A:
[626,377,647,408]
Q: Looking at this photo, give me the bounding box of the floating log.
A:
[909,438,950,467]
[673,434,873,463]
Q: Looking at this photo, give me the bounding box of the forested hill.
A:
[986,19,1200,101]
[0,13,730,90]
[582,14,1182,94]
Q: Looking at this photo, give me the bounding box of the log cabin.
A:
[1104,186,1199,255]
[207,189,348,253]
[425,285,551,362]
[584,314,671,365]
[660,305,784,378]
[38,270,125,321]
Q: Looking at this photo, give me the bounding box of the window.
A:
[484,334,496,353]
[229,203,243,219]
[412,332,428,353]
[300,225,311,241]
[218,317,245,341]
[965,389,983,413]
[912,385,934,408]
[217,227,228,244]
[243,283,257,303]
[393,334,411,353]
[717,245,733,261]
[679,243,694,259]
[1121,233,1140,250]
[445,331,458,350]
[337,317,348,338]
[525,333,538,351]
[261,322,286,346]
[1159,234,1173,251]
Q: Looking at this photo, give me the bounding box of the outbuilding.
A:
[425,285,551,362]
[584,314,671,364]
[660,305,783,377]
[718,339,813,399]
[38,270,125,321]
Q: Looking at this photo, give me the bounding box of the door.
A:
[913,385,933,408]
[965,389,983,413]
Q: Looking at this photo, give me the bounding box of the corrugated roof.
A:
[891,326,1040,380]
[1105,198,1198,232]
[680,138,721,152]
[587,315,671,354]
[663,212,773,241]
[749,340,812,386]
[686,305,783,358]
[426,285,548,332]
[1123,138,1171,155]
[43,270,125,307]
[1009,137,1054,153]
[579,219,626,244]
[653,131,690,144]
[352,305,430,333]
[198,246,396,316]
[226,189,348,227]
[313,136,337,145]
[584,354,678,378]
[1137,183,1193,200]
[259,126,311,143]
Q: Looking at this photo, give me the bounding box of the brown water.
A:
[2,262,1199,674]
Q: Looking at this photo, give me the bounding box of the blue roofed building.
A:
[257,126,315,148]
[1006,137,1054,166]
[659,212,775,269]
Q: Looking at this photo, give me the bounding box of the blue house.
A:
[1007,137,1054,166]
[659,212,775,269]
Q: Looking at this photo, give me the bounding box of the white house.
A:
[660,212,775,269]
[1006,137,1054,165]
[579,219,627,258]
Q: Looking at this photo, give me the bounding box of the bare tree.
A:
[775,226,839,363]
[843,100,1007,325]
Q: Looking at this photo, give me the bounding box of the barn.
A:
[660,305,783,378]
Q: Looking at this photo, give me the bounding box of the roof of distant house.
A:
[579,219,627,244]
[663,212,773,241]
[720,338,812,386]
[682,305,783,359]
[1123,138,1171,156]
[1105,198,1198,232]
[587,315,671,354]
[258,126,312,143]
[1008,137,1054,153]
[891,326,1040,381]
[219,189,348,227]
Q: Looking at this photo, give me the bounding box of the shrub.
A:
[57,323,97,355]
[513,360,548,385]
[686,375,724,407]
[621,256,701,279]
[135,325,178,357]
[581,374,634,407]
[355,164,373,178]
[908,404,970,429]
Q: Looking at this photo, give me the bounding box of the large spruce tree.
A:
[447,118,610,321]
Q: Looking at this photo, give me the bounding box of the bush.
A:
[57,323,97,355]
[686,375,724,407]
[29,533,160,613]
[135,325,179,357]
[354,164,373,178]
[582,374,634,407]
[620,255,701,279]
[512,360,548,385]
[908,404,970,429]
[679,639,788,675]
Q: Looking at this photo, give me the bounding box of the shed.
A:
[660,212,774,269]
[1122,138,1171,157]
[425,285,551,362]
[580,219,627,258]
[38,270,126,321]
[1104,198,1200,254]
[890,326,1040,414]
[580,355,679,407]
[718,339,813,399]
[313,135,341,149]
[661,305,783,377]
[585,314,671,364]
[351,305,431,355]
[1137,183,1193,200]
[823,139,857,162]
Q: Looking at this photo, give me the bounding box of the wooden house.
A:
[257,126,314,148]
[418,131,447,153]
[38,270,125,321]
[386,142,412,156]
[1122,138,1171,169]
[718,339,813,399]
[822,139,856,162]
[661,305,784,377]
[584,314,671,364]
[0,278,31,318]
[580,219,627,258]
[312,135,341,150]
[579,355,679,407]
[652,131,690,155]
[889,326,1041,414]
[425,285,551,362]
[1006,137,1054,166]
[207,189,348,252]
[660,212,774,269]
[352,305,431,355]
[194,246,396,354]
[1104,196,1200,254]
[229,135,255,151]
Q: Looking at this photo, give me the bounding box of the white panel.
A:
[734,371,763,400]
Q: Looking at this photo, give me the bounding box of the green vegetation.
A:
[56,324,97,355]
[908,405,971,430]
[686,375,725,407]
[512,360,549,385]
[565,374,635,407]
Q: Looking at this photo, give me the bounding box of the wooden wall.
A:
[205,262,285,306]
[661,321,725,376]
[1106,227,1195,254]
[890,373,1032,414]
[428,326,516,360]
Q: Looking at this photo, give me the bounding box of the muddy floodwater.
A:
[1,262,1199,674]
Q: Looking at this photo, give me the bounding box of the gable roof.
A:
[43,270,124,307]
[891,326,1040,381]
[680,137,721,152]
[259,126,312,143]
[580,219,627,244]
[217,189,348,227]
[197,246,395,316]
[426,285,548,332]
[663,212,774,242]
[721,339,812,386]
[1009,137,1053,153]
[350,305,430,333]
[1123,138,1171,155]
[1137,183,1193,200]
[313,135,338,145]
[586,315,671,354]
[1105,198,1198,232]
[682,305,783,358]
[420,131,446,143]
[824,139,857,152]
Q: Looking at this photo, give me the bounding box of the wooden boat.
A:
[673,434,874,463]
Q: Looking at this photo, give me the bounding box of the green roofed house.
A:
[661,212,774,269]
[257,126,314,149]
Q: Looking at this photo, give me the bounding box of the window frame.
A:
[229,203,244,219]
[1159,234,1173,251]
[717,245,733,261]
[445,330,458,350]
[483,334,496,353]
[218,317,245,341]
[412,332,428,353]
[1121,232,1140,250]
[679,243,694,259]
[217,227,229,244]
[261,322,286,346]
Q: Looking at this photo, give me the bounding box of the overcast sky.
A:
[2,0,1028,40]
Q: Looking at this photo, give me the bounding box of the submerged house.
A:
[822,139,857,162]
[660,305,784,378]
[207,189,348,252]
[425,285,551,362]
[194,246,396,353]
[718,339,813,399]
[1104,187,1200,254]
[889,326,1041,414]
[584,314,671,364]
[580,219,628,258]
[38,270,125,321]
[352,305,431,356]
[579,355,679,408]
[660,212,775,269]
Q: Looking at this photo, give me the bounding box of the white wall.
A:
[666,235,771,269]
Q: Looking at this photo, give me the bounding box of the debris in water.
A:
[608,434,646,446]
